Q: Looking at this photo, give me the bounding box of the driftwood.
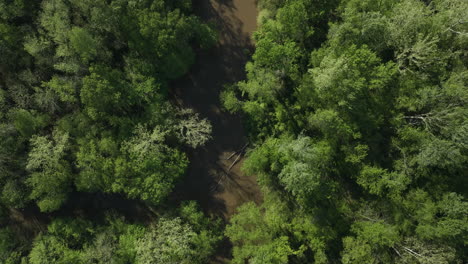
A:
[227,143,249,171]
[225,143,249,160]
[225,151,238,161]
[238,143,249,154]
[228,152,243,171]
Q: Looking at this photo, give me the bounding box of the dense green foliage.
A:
[224,0,467,263]
[0,0,215,210]
[0,0,220,262]
[24,202,219,264]
[2,202,222,263]
[1,0,467,263]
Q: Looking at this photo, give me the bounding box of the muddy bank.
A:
[171,0,262,219]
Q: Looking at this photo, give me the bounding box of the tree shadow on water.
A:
[171,0,262,222]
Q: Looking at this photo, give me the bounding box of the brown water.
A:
[172,0,262,219]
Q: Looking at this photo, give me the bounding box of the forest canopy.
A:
[0,0,220,263]
[0,0,216,211]
[0,0,467,263]
[223,0,467,263]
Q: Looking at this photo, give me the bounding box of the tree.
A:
[26,130,72,212]
[342,221,399,264]
[357,166,410,197]
[135,217,196,264]
[69,27,99,62]
[397,237,457,264]
[115,125,188,204]
[225,202,294,264]
[0,123,29,208]
[75,135,118,193]
[9,109,49,139]
[178,201,222,262]
[42,75,78,103]
[0,227,19,263]
[277,137,332,203]
[80,65,131,123]
[29,235,81,264]
[174,108,212,148]
[220,86,243,113]
[82,231,119,264]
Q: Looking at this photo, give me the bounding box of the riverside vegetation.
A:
[0,0,467,263]
[0,0,220,263]
[222,0,467,263]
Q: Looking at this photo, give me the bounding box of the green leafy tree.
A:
[69,27,99,62]
[342,221,399,264]
[9,109,49,139]
[174,108,212,148]
[277,137,332,202]
[0,123,29,208]
[135,217,196,264]
[115,125,188,204]
[225,202,294,264]
[26,130,72,212]
[75,135,118,193]
[29,235,82,264]
[80,65,131,123]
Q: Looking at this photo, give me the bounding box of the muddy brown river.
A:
[172,0,262,219]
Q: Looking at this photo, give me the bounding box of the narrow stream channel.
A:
[172,0,262,219]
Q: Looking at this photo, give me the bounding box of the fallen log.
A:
[225,143,249,160]
[228,149,245,171]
